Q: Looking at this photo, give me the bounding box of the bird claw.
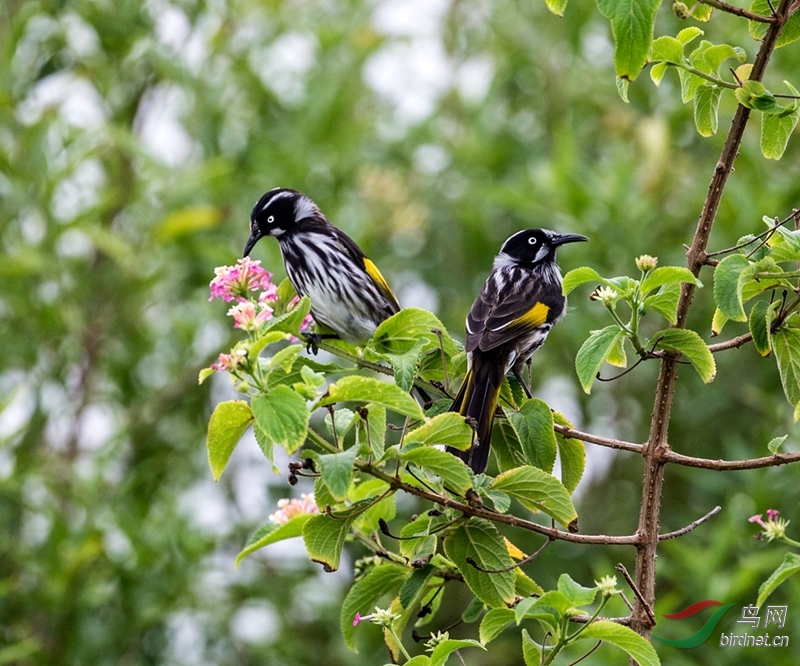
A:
[303,333,322,355]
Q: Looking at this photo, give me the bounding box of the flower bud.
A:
[635,254,658,272]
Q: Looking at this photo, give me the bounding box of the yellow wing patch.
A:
[364,257,400,307]
[512,302,550,329]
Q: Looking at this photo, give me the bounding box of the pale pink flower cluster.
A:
[209,258,276,303]
[227,301,274,332]
[268,493,318,524]
[210,348,247,372]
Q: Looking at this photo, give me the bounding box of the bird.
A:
[243,188,400,345]
[447,228,588,474]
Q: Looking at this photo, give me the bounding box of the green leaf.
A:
[697,44,745,75]
[768,435,787,453]
[575,325,625,394]
[266,343,304,375]
[678,68,705,103]
[712,307,729,336]
[693,85,722,136]
[750,0,800,48]
[462,596,485,624]
[253,424,279,473]
[318,445,360,501]
[490,465,578,527]
[356,404,387,459]
[430,639,485,666]
[644,283,681,324]
[544,0,568,18]
[507,399,557,472]
[235,514,313,568]
[562,267,613,295]
[552,412,586,493]
[381,342,425,392]
[651,328,716,383]
[557,573,598,606]
[399,514,435,559]
[749,300,772,356]
[251,386,310,455]
[616,76,630,102]
[692,3,713,20]
[399,564,436,609]
[372,307,458,356]
[577,621,660,666]
[677,26,704,45]
[761,103,800,160]
[301,513,353,572]
[713,254,750,321]
[596,0,660,81]
[606,334,627,367]
[405,412,473,451]
[757,552,800,607]
[522,629,542,666]
[650,61,668,86]
[400,446,473,494]
[479,608,515,644]
[268,296,312,338]
[198,367,215,385]
[319,376,425,420]
[392,657,430,666]
[652,36,684,64]
[351,479,396,533]
[206,400,254,481]
[341,564,410,651]
[640,266,701,295]
[772,327,800,415]
[443,519,516,608]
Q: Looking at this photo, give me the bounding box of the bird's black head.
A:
[243,188,321,257]
[499,228,588,266]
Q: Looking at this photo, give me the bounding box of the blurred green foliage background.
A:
[1,0,800,664]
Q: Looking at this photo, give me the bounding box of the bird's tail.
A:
[447,354,505,474]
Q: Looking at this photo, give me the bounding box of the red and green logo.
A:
[652,600,735,648]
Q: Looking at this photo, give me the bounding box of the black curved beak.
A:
[552,232,589,247]
[243,231,261,258]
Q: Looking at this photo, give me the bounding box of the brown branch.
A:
[657,505,721,539]
[698,0,776,22]
[568,615,632,626]
[664,450,800,470]
[631,0,796,639]
[707,332,754,352]
[554,423,642,453]
[358,462,642,545]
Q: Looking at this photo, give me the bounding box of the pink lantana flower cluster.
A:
[209,257,276,303]
[268,493,318,524]
[208,257,313,341]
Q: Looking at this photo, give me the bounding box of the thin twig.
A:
[465,537,553,573]
[658,506,721,539]
[699,0,776,22]
[567,641,602,666]
[664,450,800,470]
[616,564,656,626]
[553,423,642,454]
[706,209,800,257]
[568,615,632,626]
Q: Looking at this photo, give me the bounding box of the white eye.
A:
[528,237,537,245]
[268,215,275,224]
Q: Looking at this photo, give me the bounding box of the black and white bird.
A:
[243,188,400,344]
[448,228,588,473]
